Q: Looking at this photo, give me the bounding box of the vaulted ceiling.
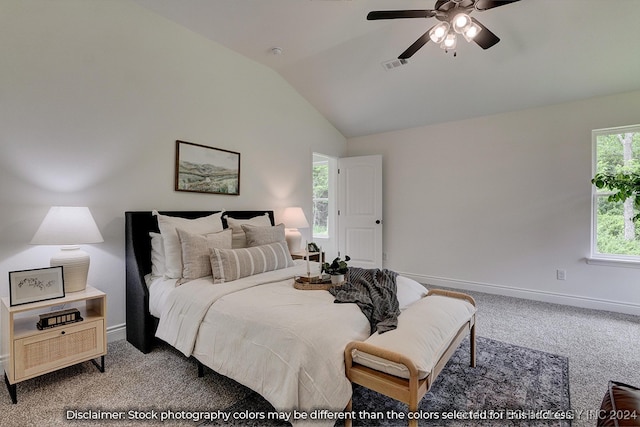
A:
[134,0,640,138]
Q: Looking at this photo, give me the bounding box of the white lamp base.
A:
[285,228,303,253]
[50,246,90,293]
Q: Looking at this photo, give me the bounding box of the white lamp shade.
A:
[31,206,104,245]
[31,207,103,293]
[281,207,310,229]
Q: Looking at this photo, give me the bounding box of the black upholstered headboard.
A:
[125,210,275,353]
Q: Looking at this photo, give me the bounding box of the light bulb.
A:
[463,22,482,42]
[441,33,457,50]
[429,22,450,43]
[452,13,472,34]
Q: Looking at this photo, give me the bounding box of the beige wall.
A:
[347,90,640,315]
[0,0,346,337]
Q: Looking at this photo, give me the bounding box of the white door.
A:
[338,155,383,269]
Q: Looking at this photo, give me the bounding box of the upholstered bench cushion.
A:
[351,295,476,380]
[598,381,640,426]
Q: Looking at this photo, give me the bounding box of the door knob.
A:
[376,220,381,224]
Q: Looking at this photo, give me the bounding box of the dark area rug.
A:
[203,337,571,426]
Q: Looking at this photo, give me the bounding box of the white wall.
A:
[347,90,640,315]
[0,0,346,339]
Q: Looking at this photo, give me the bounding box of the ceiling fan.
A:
[367,0,521,59]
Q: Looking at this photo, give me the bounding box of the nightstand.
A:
[291,251,325,263]
[1,285,107,403]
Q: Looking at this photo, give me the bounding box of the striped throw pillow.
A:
[210,241,294,283]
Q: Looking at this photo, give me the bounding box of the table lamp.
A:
[30,206,104,293]
[281,207,309,253]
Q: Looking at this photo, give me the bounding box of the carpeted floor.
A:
[204,336,570,427]
[0,287,637,427]
[0,335,570,427]
[0,340,248,427]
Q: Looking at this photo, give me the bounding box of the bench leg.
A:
[470,323,477,368]
[408,382,419,427]
[408,402,418,427]
[344,398,352,427]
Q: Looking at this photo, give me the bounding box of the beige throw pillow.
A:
[225,213,271,248]
[177,228,232,280]
[242,223,286,247]
[210,241,294,284]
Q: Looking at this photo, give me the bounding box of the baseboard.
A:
[400,272,640,316]
[107,323,126,343]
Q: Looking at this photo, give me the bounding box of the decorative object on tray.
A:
[30,206,104,293]
[8,266,65,306]
[175,140,240,195]
[36,307,83,330]
[322,255,350,284]
[307,242,320,253]
[293,275,344,290]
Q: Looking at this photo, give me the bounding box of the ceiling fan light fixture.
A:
[366,0,521,58]
[452,13,472,34]
[462,21,482,41]
[429,22,450,43]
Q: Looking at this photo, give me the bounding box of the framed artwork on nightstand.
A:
[8,266,65,306]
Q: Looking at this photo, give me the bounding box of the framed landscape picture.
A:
[9,266,65,306]
[175,140,240,195]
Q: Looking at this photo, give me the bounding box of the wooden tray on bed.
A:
[293,276,345,290]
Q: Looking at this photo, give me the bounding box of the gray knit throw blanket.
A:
[329,267,400,334]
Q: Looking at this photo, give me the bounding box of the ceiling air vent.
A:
[381,58,408,71]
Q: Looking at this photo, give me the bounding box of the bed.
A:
[125,210,277,354]
[124,210,469,426]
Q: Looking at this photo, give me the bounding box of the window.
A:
[592,125,640,261]
[312,153,338,259]
[312,155,329,238]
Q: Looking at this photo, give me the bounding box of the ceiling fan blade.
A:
[474,0,521,11]
[471,18,500,49]
[398,28,433,59]
[367,10,437,20]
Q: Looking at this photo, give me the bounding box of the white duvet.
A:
[155,261,426,426]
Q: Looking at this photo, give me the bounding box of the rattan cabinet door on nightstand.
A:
[1,285,107,404]
[14,319,105,380]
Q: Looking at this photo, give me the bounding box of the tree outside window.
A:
[313,160,329,237]
[592,125,640,258]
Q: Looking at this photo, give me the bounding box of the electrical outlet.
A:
[556,269,566,280]
[382,252,388,261]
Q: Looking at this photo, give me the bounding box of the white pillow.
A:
[396,276,428,310]
[225,213,271,248]
[177,228,232,280]
[154,211,224,279]
[149,232,165,277]
[210,241,294,284]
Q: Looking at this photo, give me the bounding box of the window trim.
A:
[590,124,640,265]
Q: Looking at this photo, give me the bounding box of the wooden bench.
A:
[344,289,476,427]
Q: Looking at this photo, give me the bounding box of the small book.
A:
[37,308,83,330]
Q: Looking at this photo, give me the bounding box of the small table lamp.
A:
[30,206,104,293]
[281,207,310,253]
